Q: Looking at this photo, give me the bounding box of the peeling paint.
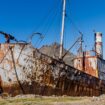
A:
[0,43,104,96]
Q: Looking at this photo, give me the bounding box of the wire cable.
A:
[0,48,10,64]
[10,46,25,94]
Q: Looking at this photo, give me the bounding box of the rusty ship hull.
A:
[0,43,105,96]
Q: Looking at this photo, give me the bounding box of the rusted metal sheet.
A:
[0,43,105,96]
[74,50,105,80]
[0,43,33,83]
[74,55,98,77]
[97,58,105,80]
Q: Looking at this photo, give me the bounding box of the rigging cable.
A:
[0,48,10,64]
[43,0,62,36]
[41,0,63,57]
[9,46,25,94]
[31,0,60,33]
[0,44,26,94]
[67,0,83,36]
[0,32,26,94]
[28,0,62,49]
[27,0,60,43]
[62,36,81,59]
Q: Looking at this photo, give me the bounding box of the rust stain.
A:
[74,51,100,77]
[0,43,104,96]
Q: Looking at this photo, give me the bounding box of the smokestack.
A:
[95,32,103,58]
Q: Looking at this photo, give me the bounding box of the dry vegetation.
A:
[0,94,105,105]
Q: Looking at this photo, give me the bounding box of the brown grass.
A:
[0,95,104,105]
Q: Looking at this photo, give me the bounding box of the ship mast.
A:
[59,0,66,59]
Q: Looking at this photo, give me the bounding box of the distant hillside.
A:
[39,42,75,66]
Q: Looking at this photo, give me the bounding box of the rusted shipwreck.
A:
[0,0,105,97]
[0,32,105,96]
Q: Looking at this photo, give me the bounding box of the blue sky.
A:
[0,0,105,58]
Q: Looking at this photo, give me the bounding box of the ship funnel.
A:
[95,32,103,58]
